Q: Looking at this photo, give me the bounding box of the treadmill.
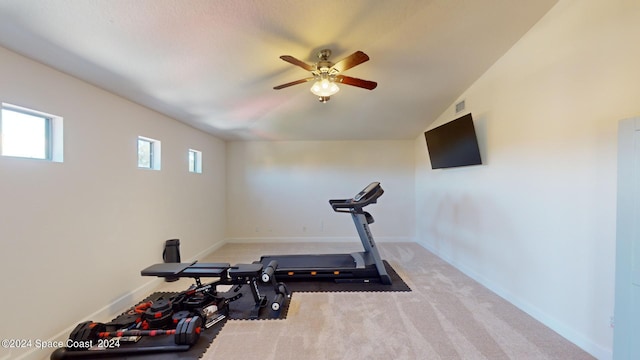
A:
[260,182,392,285]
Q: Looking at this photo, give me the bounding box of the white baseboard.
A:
[226,236,413,244]
[415,239,612,360]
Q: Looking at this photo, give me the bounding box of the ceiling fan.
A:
[273,49,377,103]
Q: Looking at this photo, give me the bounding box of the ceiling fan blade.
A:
[336,75,377,90]
[331,51,370,73]
[279,55,314,71]
[273,77,314,90]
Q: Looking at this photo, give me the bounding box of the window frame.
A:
[0,103,63,162]
[137,136,161,170]
[188,148,203,174]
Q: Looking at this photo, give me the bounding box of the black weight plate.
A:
[145,308,172,321]
[144,300,173,328]
[150,299,172,312]
[69,321,92,342]
[172,310,191,325]
[146,313,172,329]
[181,318,190,345]
[174,317,187,345]
[89,323,106,340]
[108,313,139,327]
[68,321,104,350]
[184,316,202,345]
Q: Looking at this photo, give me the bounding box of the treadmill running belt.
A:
[283,261,411,293]
[261,254,356,269]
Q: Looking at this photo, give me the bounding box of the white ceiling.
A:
[0,0,558,141]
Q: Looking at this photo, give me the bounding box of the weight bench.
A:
[141,262,230,285]
[141,261,278,319]
[51,262,288,360]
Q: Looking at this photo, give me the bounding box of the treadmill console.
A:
[354,182,381,202]
[330,182,383,213]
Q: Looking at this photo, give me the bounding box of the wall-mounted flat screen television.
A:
[424,113,482,169]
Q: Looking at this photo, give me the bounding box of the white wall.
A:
[0,46,227,360]
[415,0,640,358]
[227,140,414,243]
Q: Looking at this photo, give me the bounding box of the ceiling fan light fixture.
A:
[274,49,376,102]
[310,78,339,97]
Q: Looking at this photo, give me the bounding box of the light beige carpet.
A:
[155,242,594,360]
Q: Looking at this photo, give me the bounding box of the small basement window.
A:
[138,136,161,170]
[188,149,202,173]
[0,103,63,162]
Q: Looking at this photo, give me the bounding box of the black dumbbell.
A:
[67,316,202,350]
[142,299,173,329]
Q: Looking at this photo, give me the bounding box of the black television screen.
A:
[424,113,482,169]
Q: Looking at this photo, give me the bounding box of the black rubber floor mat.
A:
[226,282,291,320]
[50,292,226,360]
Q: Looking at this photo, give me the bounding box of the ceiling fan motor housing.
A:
[317,49,332,60]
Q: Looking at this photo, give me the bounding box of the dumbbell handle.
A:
[98,329,176,338]
[261,260,278,283]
